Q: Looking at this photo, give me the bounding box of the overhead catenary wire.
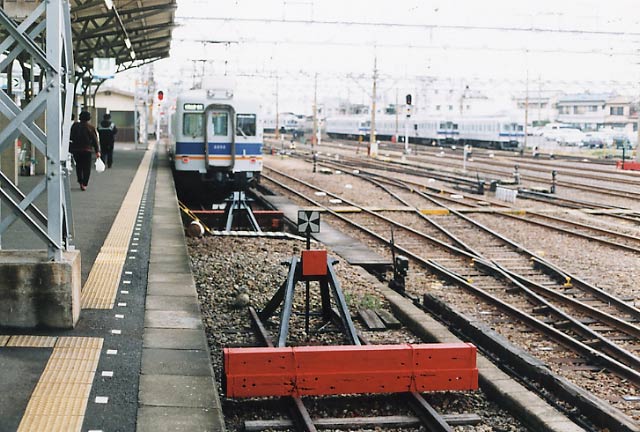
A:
[176,16,640,38]
[173,38,637,57]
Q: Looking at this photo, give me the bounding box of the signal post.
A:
[405,93,412,154]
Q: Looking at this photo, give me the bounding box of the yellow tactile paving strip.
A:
[81,144,155,309]
[0,335,10,346]
[15,336,103,432]
[6,335,57,348]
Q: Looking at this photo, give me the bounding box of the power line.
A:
[175,16,640,38]
[200,69,639,89]
[173,38,636,57]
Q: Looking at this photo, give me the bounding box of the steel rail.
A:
[248,306,317,432]
[424,157,640,201]
[262,167,640,385]
[248,309,453,431]
[350,172,640,366]
[360,167,640,243]
[353,173,640,340]
[318,157,640,320]
[503,212,640,253]
[322,150,640,205]
[462,156,640,186]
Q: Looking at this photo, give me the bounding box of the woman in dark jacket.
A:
[69,111,101,190]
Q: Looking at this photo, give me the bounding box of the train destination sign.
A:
[183,103,204,111]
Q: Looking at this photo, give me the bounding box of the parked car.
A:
[540,123,586,146]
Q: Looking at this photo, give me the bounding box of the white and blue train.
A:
[325,114,524,150]
[169,88,263,202]
[325,115,371,140]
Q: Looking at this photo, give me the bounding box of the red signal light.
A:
[157,90,164,101]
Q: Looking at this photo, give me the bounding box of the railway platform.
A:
[0,142,224,432]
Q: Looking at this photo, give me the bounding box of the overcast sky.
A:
[127,0,640,113]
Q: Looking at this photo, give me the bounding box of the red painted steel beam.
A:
[224,343,478,398]
[616,160,640,171]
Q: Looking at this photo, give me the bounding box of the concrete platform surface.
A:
[0,144,225,432]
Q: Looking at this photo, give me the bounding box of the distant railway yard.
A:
[180,136,640,431]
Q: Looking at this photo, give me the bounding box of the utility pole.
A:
[395,88,399,142]
[275,75,280,140]
[537,74,542,125]
[524,69,529,151]
[312,72,318,150]
[370,56,377,157]
[636,103,640,162]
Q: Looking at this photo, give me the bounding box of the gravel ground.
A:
[187,235,529,431]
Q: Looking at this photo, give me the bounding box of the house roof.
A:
[606,95,632,105]
[557,93,614,104]
[96,86,135,98]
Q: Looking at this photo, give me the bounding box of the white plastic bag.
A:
[95,157,106,173]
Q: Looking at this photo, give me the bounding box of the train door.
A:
[205,104,235,170]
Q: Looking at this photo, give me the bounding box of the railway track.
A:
[342,150,640,204]
[305,150,640,225]
[243,307,476,432]
[312,156,640,251]
[462,154,640,185]
[187,235,524,431]
[261,162,640,429]
[304,137,632,181]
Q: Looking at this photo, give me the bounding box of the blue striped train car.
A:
[169,88,263,203]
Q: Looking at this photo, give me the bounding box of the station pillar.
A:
[0,250,81,328]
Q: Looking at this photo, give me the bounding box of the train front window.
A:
[236,114,256,137]
[183,113,203,137]
[211,112,229,136]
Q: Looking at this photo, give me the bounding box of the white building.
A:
[556,93,612,131]
[513,92,558,126]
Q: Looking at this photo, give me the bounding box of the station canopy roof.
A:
[71,0,177,76]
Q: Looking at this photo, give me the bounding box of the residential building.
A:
[603,96,634,129]
[513,93,558,126]
[94,87,135,141]
[555,93,612,131]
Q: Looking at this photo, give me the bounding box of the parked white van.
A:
[540,123,586,146]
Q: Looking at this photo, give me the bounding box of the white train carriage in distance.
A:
[325,113,523,150]
[169,88,263,202]
[325,115,370,140]
[456,115,524,150]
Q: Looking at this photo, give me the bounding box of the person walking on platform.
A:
[70,110,100,191]
[98,113,117,168]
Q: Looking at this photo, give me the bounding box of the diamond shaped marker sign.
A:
[298,210,320,234]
